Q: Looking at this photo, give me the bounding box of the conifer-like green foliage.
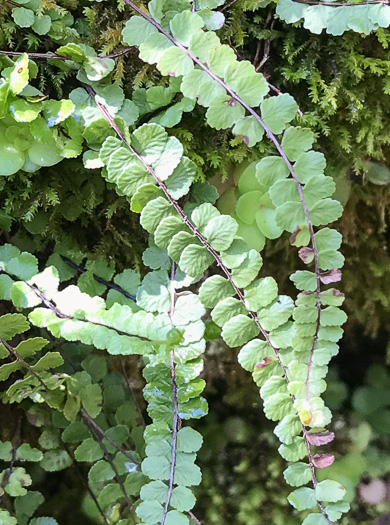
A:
[0,0,378,522]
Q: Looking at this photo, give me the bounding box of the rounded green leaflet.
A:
[158,47,194,77]
[136,500,164,524]
[32,14,51,35]
[5,467,32,496]
[365,161,390,185]
[83,150,104,169]
[140,32,174,64]
[154,216,187,250]
[14,490,45,522]
[281,126,315,161]
[255,207,283,239]
[171,293,206,324]
[244,277,278,311]
[84,57,115,81]
[0,441,12,461]
[269,179,299,207]
[367,3,390,27]
[43,99,75,127]
[16,443,43,461]
[27,142,61,167]
[198,8,225,31]
[136,270,170,313]
[191,202,220,230]
[235,218,266,252]
[189,30,221,62]
[131,183,162,213]
[141,197,175,233]
[323,5,351,35]
[181,69,226,107]
[131,123,168,164]
[301,514,329,525]
[263,392,294,421]
[30,519,59,525]
[12,7,35,28]
[146,85,175,111]
[303,174,336,208]
[11,126,33,151]
[274,415,302,445]
[9,54,29,96]
[173,455,202,486]
[275,200,306,232]
[288,487,317,511]
[206,44,236,77]
[177,427,203,453]
[74,438,104,462]
[140,480,168,503]
[170,11,204,47]
[99,136,122,165]
[143,246,171,270]
[122,16,158,47]
[261,93,298,135]
[0,511,17,525]
[211,297,246,327]
[0,141,25,175]
[309,198,343,227]
[238,161,263,194]
[206,94,245,130]
[142,455,171,480]
[233,115,265,146]
[165,510,190,525]
[315,227,342,252]
[224,60,269,107]
[117,98,139,126]
[165,156,196,199]
[257,295,294,331]
[95,84,124,115]
[236,190,267,225]
[168,231,200,261]
[256,156,290,191]
[84,118,113,148]
[202,214,238,251]
[179,244,214,276]
[303,5,333,34]
[40,449,72,471]
[344,4,374,33]
[113,160,151,197]
[222,314,260,347]
[217,188,237,215]
[152,136,184,180]
[170,486,196,511]
[294,150,326,183]
[9,98,41,123]
[151,97,195,128]
[278,436,307,462]
[276,0,306,23]
[283,461,312,486]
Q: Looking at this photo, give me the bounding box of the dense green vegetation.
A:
[1,0,390,524]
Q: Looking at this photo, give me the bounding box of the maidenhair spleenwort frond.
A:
[0,242,207,524]
[120,0,328,434]
[87,44,346,523]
